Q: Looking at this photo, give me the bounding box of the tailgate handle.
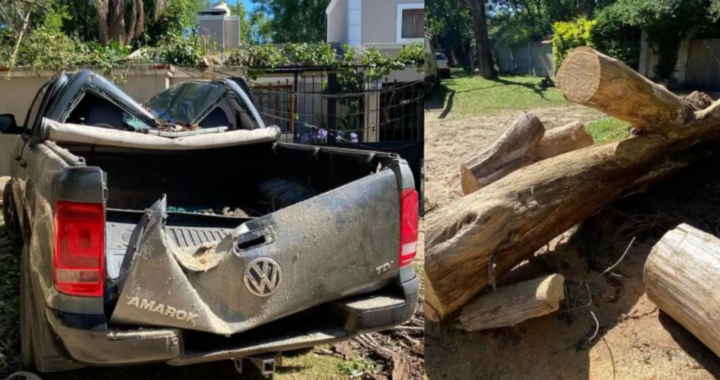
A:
[233,227,275,253]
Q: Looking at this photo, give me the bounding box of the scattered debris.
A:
[459,274,565,332]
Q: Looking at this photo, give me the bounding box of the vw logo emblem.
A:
[244,258,283,297]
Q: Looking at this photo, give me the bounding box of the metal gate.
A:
[685,39,720,90]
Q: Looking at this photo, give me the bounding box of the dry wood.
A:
[556,47,694,132]
[685,91,714,111]
[459,274,565,332]
[460,113,544,195]
[425,101,720,322]
[645,224,720,358]
[461,118,593,195]
[536,121,594,160]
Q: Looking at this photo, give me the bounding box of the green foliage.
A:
[142,0,209,45]
[590,6,641,69]
[426,0,474,66]
[43,4,72,34]
[85,41,132,76]
[337,357,376,377]
[586,117,629,144]
[552,17,596,70]
[228,1,253,44]
[17,29,83,72]
[604,0,720,78]
[149,34,214,66]
[251,0,330,43]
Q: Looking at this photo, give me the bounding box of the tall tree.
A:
[228,0,251,43]
[465,0,498,79]
[251,0,329,43]
[94,0,167,45]
[426,0,474,67]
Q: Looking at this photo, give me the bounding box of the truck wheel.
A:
[2,180,21,244]
[257,179,315,211]
[19,244,35,369]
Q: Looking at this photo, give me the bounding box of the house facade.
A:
[326,0,425,82]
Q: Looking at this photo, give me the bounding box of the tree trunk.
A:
[425,99,720,321]
[459,274,565,332]
[556,47,694,133]
[536,121,594,160]
[645,224,720,358]
[465,0,497,79]
[461,118,594,194]
[461,113,545,195]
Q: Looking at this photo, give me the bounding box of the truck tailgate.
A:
[110,169,402,335]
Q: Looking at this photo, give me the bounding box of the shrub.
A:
[590,7,641,70]
[552,17,595,70]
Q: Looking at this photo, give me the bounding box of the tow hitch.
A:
[233,353,282,377]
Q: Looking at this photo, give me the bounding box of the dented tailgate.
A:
[110,169,402,335]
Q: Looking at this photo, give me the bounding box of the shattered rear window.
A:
[144,82,227,126]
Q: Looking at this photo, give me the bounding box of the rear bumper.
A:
[45,275,419,367]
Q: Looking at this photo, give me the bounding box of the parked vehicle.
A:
[435,52,451,79]
[1,70,419,375]
[424,36,439,96]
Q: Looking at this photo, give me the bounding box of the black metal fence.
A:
[248,67,424,145]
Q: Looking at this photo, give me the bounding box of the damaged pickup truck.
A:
[1,70,419,375]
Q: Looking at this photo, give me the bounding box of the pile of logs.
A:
[425,46,720,331]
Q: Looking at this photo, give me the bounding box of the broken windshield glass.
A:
[144,82,227,126]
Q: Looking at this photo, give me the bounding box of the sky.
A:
[229,0,258,12]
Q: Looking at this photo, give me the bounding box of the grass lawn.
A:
[586,117,630,144]
[427,68,570,118]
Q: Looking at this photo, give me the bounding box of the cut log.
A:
[460,113,544,195]
[536,121,594,160]
[424,102,720,322]
[459,274,565,332]
[556,47,694,132]
[645,224,720,358]
[460,119,594,195]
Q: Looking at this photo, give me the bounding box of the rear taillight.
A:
[54,201,105,297]
[399,188,419,268]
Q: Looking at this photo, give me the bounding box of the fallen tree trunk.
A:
[459,274,565,332]
[460,113,544,195]
[536,121,594,160]
[425,102,720,322]
[461,116,593,195]
[645,224,720,358]
[556,47,694,132]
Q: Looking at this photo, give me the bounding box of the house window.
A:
[397,3,424,43]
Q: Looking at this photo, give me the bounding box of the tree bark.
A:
[465,0,497,79]
[425,102,720,322]
[459,274,565,332]
[556,47,694,133]
[461,113,545,195]
[536,121,594,160]
[461,118,594,194]
[645,224,720,358]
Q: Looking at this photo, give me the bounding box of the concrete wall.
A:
[326,0,348,44]
[497,41,554,77]
[361,0,422,45]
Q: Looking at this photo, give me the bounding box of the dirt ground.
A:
[424,106,720,380]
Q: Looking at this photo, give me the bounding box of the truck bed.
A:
[57,141,412,335]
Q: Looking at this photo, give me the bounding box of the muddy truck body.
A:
[0,71,419,373]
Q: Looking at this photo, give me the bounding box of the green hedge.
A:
[551,18,596,70]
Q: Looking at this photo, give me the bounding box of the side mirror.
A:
[0,114,20,134]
